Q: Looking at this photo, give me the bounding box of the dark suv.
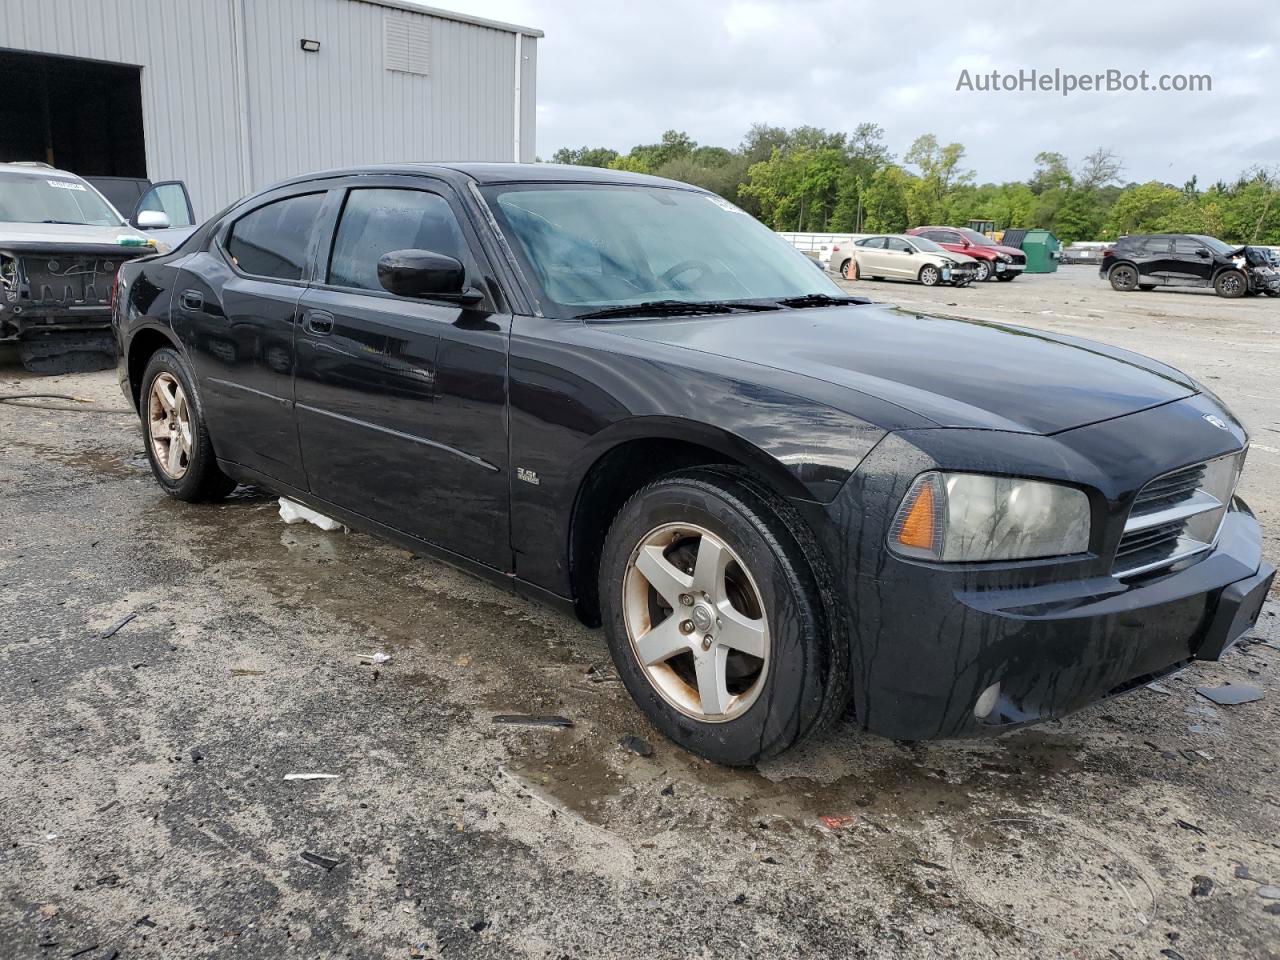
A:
[1101,234,1278,298]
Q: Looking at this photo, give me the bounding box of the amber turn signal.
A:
[891,475,943,559]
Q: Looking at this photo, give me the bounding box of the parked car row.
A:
[828,226,1027,288]
[1101,233,1280,298]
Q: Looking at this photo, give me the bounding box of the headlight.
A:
[889,472,1091,562]
[997,253,1012,263]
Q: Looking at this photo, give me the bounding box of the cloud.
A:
[464,0,1278,184]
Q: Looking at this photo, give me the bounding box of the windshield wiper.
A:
[39,219,90,225]
[577,299,779,320]
[774,293,871,309]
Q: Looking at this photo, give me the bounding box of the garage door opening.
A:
[0,49,145,178]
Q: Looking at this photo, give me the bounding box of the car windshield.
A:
[480,182,843,318]
[958,228,996,247]
[0,171,123,226]
[909,236,945,253]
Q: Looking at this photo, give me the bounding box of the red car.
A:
[906,226,1026,282]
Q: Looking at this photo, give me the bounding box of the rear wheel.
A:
[1214,270,1246,298]
[1109,264,1138,291]
[140,348,236,502]
[840,258,855,280]
[600,468,848,766]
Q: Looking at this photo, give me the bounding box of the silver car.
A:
[831,234,980,286]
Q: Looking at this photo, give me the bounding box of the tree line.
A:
[550,125,1280,245]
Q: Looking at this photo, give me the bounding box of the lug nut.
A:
[701,635,714,651]
[679,620,695,635]
[679,594,693,606]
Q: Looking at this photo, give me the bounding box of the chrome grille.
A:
[1113,451,1245,579]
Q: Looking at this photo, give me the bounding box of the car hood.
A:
[602,302,1197,435]
[0,220,151,248]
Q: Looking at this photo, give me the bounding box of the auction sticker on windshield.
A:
[704,195,746,214]
[47,179,87,191]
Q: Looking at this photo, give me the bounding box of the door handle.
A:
[179,290,203,311]
[304,310,334,336]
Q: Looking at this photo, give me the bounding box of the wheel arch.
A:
[126,324,183,411]
[565,419,818,626]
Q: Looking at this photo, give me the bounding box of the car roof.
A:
[270,162,701,192]
[0,162,84,179]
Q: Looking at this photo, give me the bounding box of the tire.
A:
[599,467,849,766]
[1109,264,1138,291]
[918,264,940,287]
[973,260,991,282]
[840,258,855,280]
[996,273,1015,281]
[140,348,236,502]
[1214,270,1246,298]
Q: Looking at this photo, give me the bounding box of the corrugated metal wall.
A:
[0,0,538,218]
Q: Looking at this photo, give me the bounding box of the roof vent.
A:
[384,15,431,76]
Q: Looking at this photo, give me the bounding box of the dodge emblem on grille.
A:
[1203,414,1228,430]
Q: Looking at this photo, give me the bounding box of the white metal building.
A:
[0,0,541,219]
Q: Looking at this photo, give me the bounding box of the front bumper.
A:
[994,261,1025,275]
[810,394,1271,741]
[0,304,112,341]
[852,504,1270,740]
[1249,270,1280,294]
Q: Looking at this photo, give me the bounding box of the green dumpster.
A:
[1019,228,1061,273]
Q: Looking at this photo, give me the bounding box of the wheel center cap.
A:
[691,604,714,634]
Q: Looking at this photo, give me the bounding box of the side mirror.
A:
[1196,249,1210,258]
[377,249,478,301]
[135,210,171,230]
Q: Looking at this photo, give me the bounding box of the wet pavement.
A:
[3,271,1279,958]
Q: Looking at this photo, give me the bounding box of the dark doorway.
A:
[0,49,145,177]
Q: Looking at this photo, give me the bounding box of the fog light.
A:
[974,681,1001,719]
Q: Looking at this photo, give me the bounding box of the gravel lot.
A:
[2,264,1278,959]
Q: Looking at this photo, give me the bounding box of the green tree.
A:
[1028,151,1073,194]
[862,165,914,232]
[550,146,619,167]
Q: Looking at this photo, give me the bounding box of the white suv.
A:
[0,162,162,369]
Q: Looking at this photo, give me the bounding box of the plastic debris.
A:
[619,734,654,756]
[819,815,857,830]
[1259,886,1280,900]
[1174,818,1206,835]
[1146,682,1173,695]
[1235,865,1254,880]
[278,497,346,532]
[1265,903,1280,915]
[97,613,137,640]
[136,916,157,928]
[1195,683,1264,706]
[282,773,340,781]
[301,851,341,871]
[358,652,392,665]
[491,715,573,728]
[1191,875,1214,897]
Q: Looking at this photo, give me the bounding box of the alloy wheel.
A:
[622,522,770,722]
[148,372,193,479]
[1220,274,1242,295]
[921,266,939,286]
[974,261,990,282]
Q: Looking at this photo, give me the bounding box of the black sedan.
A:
[112,164,1273,766]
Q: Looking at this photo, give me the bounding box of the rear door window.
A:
[225,192,326,281]
[860,236,887,249]
[327,188,470,292]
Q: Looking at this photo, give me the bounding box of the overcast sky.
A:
[463,0,1278,186]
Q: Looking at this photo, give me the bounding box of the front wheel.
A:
[1214,270,1246,298]
[918,264,941,286]
[973,261,991,282]
[140,348,236,501]
[996,273,1016,281]
[599,468,848,766]
[1109,265,1138,291]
